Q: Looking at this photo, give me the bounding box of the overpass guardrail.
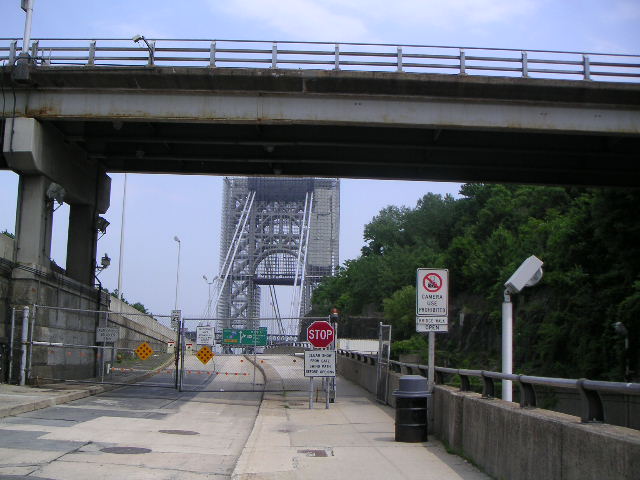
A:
[338,350,640,425]
[1,38,639,83]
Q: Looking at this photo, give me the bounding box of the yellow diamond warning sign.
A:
[135,342,154,360]
[196,345,214,365]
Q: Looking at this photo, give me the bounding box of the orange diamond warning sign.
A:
[135,342,154,360]
[196,345,214,365]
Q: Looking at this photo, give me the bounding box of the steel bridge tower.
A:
[214,177,339,335]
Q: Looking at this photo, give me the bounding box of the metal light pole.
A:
[174,236,181,310]
[116,173,128,307]
[203,275,214,318]
[502,255,543,402]
[21,0,35,56]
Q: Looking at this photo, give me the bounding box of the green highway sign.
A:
[222,327,267,346]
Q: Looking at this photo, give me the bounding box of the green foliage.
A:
[1,230,15,239]
[311,184,640,381]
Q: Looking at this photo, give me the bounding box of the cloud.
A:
[213,0,540,43]
[215,0,368,41]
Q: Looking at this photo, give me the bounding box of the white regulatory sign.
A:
[304,351,336,377]
[416,323,449,333]
[196,326,214,346]
[416,268,449,333]
[96,327,118,343]
[171,310,181,330]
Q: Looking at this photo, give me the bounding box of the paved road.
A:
[0,369,262,479]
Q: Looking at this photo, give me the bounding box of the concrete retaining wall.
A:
[337,352,640,480]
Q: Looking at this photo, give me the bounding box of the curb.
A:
[0,357,176,419]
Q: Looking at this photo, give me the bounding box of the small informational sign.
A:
[96,327,118,343]
[416,268,449,333]
[171,310,181,330]
[196,326,214,346]
[304,350,336,377]
[222,327,267,346]
[416,317,449,333]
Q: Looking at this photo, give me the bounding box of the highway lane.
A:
[0,361,262,479]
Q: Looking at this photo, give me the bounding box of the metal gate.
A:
[7,304,178,389]
[177,317,311,393]
[376,323,392,403]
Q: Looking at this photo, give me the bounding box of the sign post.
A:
[416,268,449,393]
[306,320,336,409]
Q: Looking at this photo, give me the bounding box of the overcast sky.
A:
[0,1,638,317]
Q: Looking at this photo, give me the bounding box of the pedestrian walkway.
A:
[1,376,488,479]
[233,378,488,480]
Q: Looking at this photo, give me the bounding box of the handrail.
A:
[337,350,640,424]
[1,38,638,83]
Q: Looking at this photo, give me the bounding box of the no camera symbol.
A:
[423,273,443,292]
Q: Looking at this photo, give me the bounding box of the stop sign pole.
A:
[306,320,336,409]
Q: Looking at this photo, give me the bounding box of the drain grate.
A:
[159,429,200,435]
[101,446,151,454]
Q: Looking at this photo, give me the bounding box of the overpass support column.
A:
[3,117,111,284]
[14,175,53,267]
[66,204,98,285]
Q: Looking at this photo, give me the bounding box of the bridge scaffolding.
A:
[213,177,339,338]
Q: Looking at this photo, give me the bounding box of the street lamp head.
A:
[132,34,144,43]
[174,236,180,243]
[203,275,208,282]
[613,321,628,337]
[505,255,544,294]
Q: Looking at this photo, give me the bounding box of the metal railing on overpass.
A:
[338,350,640,424]
[1,38,639,83]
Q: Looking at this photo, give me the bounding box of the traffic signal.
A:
[329,307,340,322]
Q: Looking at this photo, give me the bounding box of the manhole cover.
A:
[159,429,200,435]
[100,447,151,454]
[298,449,330,457]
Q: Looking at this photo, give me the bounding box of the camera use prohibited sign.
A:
[416,268,449,332]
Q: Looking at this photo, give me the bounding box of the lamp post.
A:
[203,275,214,318]
[502,255,543,401]
[613,321,630,381]
[173,236,181,310]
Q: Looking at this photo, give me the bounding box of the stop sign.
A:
[307,321,335,348]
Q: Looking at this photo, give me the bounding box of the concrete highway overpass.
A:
[1,63,639,186]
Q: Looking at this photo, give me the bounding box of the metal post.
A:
[325,377,329,409]
[521,51,528,78]
[27,305,36,383]
[8,307,16,383]
[397,47,403,72]
[459,49,466,75]
[210,41,216,68]
[88,40,96,66]
[502,290,513,401]
[21,0,34,56]
[309,376,314,409]
[334,44,340,70]
[19,306,29,385]
[427,331,435,392]
[179,321,186,391]
[174,316,181,390]
[272,42,277,69]
[117,173,127,305]
[583,55,591,80]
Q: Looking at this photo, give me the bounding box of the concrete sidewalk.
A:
[0,383,110,418]
[232,378,489,480]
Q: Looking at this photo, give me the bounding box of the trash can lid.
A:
[392,375,430,397]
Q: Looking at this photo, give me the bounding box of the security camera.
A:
[132,34,143,43]
[504,255,543,294]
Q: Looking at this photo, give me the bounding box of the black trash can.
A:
[392,375,430,442]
